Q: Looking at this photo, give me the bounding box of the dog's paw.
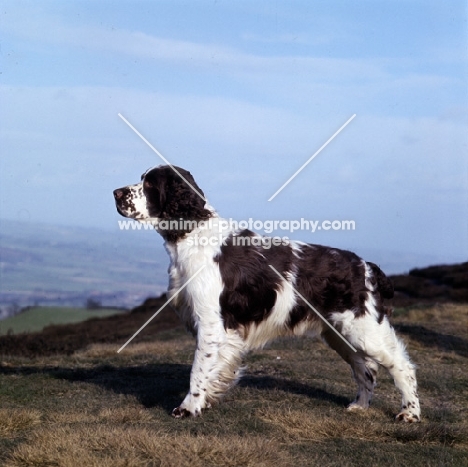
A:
[172,406,193,418]
[346,402,367,412]
[172,405,203,418]
[172,392,208,418]
[395,411,420,423]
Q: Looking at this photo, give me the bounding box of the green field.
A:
[0,306,126,335]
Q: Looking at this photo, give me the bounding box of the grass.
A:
[0,306,126,335]
[0,304,467,466]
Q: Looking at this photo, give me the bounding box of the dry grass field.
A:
[0,303,467,466]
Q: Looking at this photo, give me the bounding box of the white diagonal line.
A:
[117,113,207,202]
[117,264,206,353]
[268,114,356,201]
[268,265,357,353]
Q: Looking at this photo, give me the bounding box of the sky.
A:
[1,0,467,271]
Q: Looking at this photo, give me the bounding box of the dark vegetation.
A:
[391,262,468,306]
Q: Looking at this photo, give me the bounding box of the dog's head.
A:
[113,165,212,239]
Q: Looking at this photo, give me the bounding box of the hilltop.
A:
[391,262,468,307]
[0,298,466,465]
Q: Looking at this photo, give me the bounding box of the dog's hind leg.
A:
[327,310,420,422]
[368,317,420,423]
[322,328,379,410]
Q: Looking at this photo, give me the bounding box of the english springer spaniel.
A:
[113,165,420,422]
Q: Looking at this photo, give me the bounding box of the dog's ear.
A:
[163,168,210,220]
[154,173,167,213]
[143,168,168,218]
[143,166,211,221]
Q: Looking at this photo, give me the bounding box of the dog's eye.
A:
[144,180,153,189]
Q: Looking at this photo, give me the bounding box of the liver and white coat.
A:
[114,165,420,422]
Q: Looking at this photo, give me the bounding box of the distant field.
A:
[0,306,126,335]
[0,219,168,309]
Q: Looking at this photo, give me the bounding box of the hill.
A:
[0,297,466,465]
[0,262,467,465]
[391,262,468,307]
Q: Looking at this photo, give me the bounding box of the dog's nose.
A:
[113,189,123,200]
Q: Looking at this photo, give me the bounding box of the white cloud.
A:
[0,5,424,85]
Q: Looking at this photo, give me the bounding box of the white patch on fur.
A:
[132,185,151,219]
[117,181,152,220]
[363,261,375,291]
[243,275,297,350]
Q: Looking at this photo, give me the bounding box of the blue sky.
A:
[1,0,467,271]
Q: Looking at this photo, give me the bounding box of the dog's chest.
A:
[164,236,225,334]
[166,258,196,333]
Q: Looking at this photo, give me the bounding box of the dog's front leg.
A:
[172,323,224,418]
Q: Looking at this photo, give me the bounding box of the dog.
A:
[113,165,420,422]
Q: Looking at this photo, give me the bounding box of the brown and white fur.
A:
[113,165,420,422]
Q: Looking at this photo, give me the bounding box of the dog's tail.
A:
[367,262,394,300]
